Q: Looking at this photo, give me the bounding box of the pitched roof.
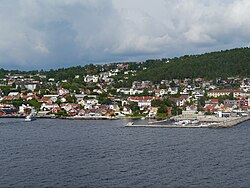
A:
[129,96,161,101]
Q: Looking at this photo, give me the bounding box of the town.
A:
[0,62,250,121]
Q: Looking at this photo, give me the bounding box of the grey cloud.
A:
[0,0,250,70]
[0,0,121,69]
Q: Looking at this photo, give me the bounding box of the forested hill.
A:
[1,47,250,82]
[135,47,250,82]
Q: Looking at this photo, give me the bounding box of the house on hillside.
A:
[121,106,132,115]
[8,92,20,99]
[168,97,188,107]
[58,86,69,96]
[84,75,98,83]
[61,103,79,112]
[40,103,59,111]
[16,81,39,91]
[128,96,161,110]
[40,95,58,103]
[148,106,159,118]
[167,87,178,95]
[155,89,167,97]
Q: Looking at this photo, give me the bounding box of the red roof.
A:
[61,103,79,108]
[204,104,216,111]
[129,96,161,101]
[41,96,51,102]
[2,96,14,101]
[169,97,184,102]
[22,95,38,100]
[210,99,219,103]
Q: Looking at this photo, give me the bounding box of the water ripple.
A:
[0,119,250,187]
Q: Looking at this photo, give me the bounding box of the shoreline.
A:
[1,115,250,128]
[0,115,149,120]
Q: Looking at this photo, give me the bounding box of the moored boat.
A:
[24,110,36,122]
[174,120,191,126]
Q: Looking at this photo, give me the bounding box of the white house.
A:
[19,104,33,114]
[240,83,250,92]
[207,90,243,98]
[75,94,86,102]
[130,89,144,95]
[40,103,59,111]
[117,88,131,95]
[129,96,158,109]
[86,99,98,105]
[48,78,55,82]
[58,87,69,96]
[84,75,98,83]
[168,87,178,95]
[8,92,20,97]
[121,106,132,115]
[155,89,167,97]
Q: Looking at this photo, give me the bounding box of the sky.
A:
[0,0,250,70]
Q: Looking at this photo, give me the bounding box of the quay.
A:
[125,123,209,128]
[125,116,250,128]
[208,116,250,128]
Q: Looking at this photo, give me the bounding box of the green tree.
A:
[171,107,182,116]
[158,105,167,114]
[56,109,67,117]
[0,86,12,95]
[66,94,77,103]
[128,102,139,113]
[229,92,235,100]
[28,99,42,111]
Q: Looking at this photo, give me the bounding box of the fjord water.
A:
[0,118,250,187]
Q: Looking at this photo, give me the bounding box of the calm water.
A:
[0,118,250,188]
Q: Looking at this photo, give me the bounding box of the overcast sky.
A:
[0,0,250,70]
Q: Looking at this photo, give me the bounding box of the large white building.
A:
[207,90,243,98]
[16,81,39,91]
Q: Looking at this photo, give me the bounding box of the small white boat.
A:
[125,122,134,127]
[191,120,199,124]
[24,110,36,122]
[174,120,191,126]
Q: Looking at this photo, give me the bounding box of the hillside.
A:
[135,47,250,82]
[1,47,250,83]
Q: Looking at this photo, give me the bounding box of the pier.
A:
[208,116,250,128]
[125,123,209,128]
[125,116,250,128]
